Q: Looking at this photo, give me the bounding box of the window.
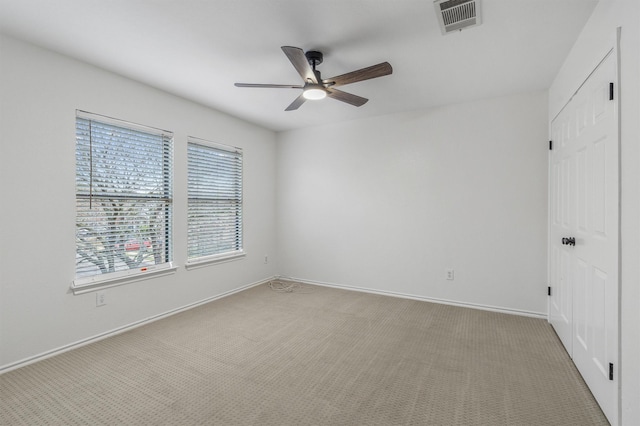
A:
[187,137,243,264]
[74,111,174,291]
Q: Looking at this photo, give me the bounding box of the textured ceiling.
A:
[0,0,598,132]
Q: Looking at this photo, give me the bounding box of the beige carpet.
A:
[1,282,608,425]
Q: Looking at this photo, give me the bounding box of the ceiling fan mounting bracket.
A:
[305,50,323,66]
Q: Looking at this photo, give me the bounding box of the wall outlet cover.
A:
[96,291,106,307]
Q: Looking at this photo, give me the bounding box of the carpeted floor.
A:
[0,282,608,425]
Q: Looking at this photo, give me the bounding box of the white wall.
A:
[549,1,640,424]
[0,35,278,369]
[277,91,549,316]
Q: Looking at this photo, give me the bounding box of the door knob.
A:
[562,237,576,246]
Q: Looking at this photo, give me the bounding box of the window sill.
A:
[185,251,246,270]
[71,263,178,295]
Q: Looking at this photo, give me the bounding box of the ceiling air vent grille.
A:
[434,0,482,35]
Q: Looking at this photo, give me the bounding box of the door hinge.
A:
[548,286,551,296]
[549,140,553,151]
[609,363,614,380]
[609,83,614,101]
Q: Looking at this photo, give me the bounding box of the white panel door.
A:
[549,51,619,425]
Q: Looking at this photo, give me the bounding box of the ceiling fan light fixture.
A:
[303,86,327,100]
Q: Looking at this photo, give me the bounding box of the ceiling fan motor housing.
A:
[305,50,323,66]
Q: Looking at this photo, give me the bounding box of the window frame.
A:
[186,136,245,269]
[72,110,176,294]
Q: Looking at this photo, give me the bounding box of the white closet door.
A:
[549,50,619,425]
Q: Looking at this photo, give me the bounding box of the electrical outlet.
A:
[96,291,106,307]
[446,269,454,280]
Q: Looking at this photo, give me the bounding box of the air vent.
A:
[434,0,482,35]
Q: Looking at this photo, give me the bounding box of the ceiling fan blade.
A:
[285,93,307,111]
[281,46,318,84]
[326,88,368,107]
[235,83,304,89]
[324,62,392,87]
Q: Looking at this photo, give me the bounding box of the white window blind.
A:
[75,111,173,285]
[187,138,243,262]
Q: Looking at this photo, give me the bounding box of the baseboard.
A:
[0,276,274,374]
[285,276,547,319]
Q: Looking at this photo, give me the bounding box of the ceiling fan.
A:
[234,46,393,111]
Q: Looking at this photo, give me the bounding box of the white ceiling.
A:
[0,0,597,132]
